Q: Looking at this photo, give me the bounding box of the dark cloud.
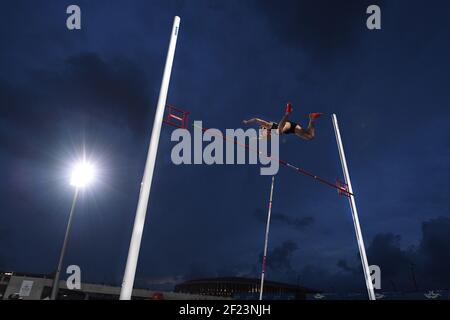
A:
[367,233,413,281]
[253,208,314,230]
[263,240,298,274]
[249,217,450,293]
[255,0,386,60]
[336,259,358,274]
[363,217,450,291]
[0,52,155,161]
[331,217,450,292]
[416,217,450,288]
[61,53,153,134]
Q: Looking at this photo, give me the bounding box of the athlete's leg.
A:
[294,113,323,140]
[305,119,316,139]
[277,102,294,135]
[294,124,313,140]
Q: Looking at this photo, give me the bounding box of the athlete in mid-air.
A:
[243,102,323,140]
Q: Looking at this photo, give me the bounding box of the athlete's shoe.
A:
[285,102,293,114]
[309,112,324,120]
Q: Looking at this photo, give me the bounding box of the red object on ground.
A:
[285,102,293,114]
[309,112,324,120]
[151,292,164,300]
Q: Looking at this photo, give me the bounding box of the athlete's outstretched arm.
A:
[243,118,272,128]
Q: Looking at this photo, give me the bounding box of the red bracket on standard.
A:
[163,105,190,129]
[336,178,351,198]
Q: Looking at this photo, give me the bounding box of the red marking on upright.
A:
[163,105,190,129]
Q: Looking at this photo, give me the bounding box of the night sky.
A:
[1,0,450,293]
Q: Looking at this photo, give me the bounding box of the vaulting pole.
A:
[259,176,275,300]
[120,16,180,300]
[332,114,376,300]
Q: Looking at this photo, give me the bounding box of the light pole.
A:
[50,161,95,300]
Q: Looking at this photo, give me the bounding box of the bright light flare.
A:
[70,161,96,188]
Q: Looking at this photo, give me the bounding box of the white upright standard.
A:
[259,176,275,300]
[120,16,181,300]
[332,114,376,301]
